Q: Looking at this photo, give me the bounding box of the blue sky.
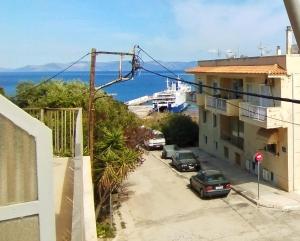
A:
[0,0,291,68]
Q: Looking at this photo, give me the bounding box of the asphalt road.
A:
[113,151,300,241]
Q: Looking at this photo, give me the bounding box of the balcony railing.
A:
[206,95,227,111]
[240,104,267,121]
[239,102,284,129]
[205,96,241,116]
[221,134,244,150]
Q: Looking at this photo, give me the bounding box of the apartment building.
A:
[186,53,300,192]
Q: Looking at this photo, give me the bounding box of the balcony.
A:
[221,134,244,150]
[239,102,284,129]
[205,95,242,116]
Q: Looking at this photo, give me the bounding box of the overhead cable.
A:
[15,52,91,98]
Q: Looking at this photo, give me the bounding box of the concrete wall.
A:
[0,95,56,241]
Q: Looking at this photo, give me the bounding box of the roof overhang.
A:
[186,64,287,76]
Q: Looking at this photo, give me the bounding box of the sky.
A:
[0,0,291,68]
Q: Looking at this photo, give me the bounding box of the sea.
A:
[0,71,194,103]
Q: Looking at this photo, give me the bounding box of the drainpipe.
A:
[292,74,295,191]
[286,26,293,54]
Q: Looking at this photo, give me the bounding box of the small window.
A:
[204,135,208,144]
[213,114,217,127]
[215,141,218,150]
[198,81,203,94]
[282,146,286,153]
[203,110,207,123]
[271,172,274,182]
[224,146,229,158]
[265,144,277,155]
[213,82,219,96]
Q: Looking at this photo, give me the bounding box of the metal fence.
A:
[24,108,82,156]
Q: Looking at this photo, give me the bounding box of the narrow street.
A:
[113,151,300,241]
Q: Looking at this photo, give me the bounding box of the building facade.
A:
[187,54,300,192]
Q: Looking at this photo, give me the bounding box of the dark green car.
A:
[190,170,231,198]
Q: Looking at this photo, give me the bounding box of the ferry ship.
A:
[152,79,191,112]
[126,78,192,113]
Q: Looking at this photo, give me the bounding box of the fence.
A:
[24,108,82,156]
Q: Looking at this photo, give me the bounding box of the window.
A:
[203,110,207,123]
[215,141,218,150]
[213,82,220,96]
[224,146,229,158]
[265,144,277,155]
[198,81,203,94]
[271,172,274,182]
[213,114,217,127]
[204,135,208,144]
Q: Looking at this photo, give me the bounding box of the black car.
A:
[171,150,201,171]
[190,170,231,198]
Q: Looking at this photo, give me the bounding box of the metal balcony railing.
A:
[206,95,227,112]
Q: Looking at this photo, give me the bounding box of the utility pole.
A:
[88,48,96,165]
[88,46,138,168]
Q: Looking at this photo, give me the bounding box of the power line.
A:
[136,45,179,78]
[139,66,300,105]
[141,65,300,126]
[15,52,91,98]
[202,90,300,127]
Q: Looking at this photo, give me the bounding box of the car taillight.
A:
[205,186,213,191]
[225,184,231,189]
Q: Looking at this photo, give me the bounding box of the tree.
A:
[0,87,5,96]
[161,114,199,147]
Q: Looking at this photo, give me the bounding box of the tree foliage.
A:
[147,113,199,147]
[13,79,145,222]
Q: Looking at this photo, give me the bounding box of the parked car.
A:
[144,130,166,150]
[161,144,179,159]
[171,150,201,171]
[190,170,231,198]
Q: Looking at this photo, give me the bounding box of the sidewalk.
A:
[191,148,300,211]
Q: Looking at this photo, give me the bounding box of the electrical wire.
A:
[14,52,91,98]
[136,45,179,78]
[138,66,300,127]
[202,89,300,127]
[139,66,300,105]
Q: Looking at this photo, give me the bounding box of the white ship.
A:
[152,79,192,112]
[126,78,192,113]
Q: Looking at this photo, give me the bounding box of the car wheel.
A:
[200,189,205,199]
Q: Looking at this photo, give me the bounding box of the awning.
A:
[185,64,287,76]
[257,128,278,144]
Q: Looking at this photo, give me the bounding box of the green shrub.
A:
[161,114,198,147]
[96,222,115,238]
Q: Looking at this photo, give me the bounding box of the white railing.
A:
[206,96,227,112]
[240,103,267,121]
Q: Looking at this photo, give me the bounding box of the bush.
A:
[161,114,198,147]
[96,222,116,238]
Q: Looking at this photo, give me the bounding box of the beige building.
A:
[187,54,300,192]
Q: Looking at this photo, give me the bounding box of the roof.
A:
[186,64,287,76]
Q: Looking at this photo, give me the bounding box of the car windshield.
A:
[179,153,195,159]
[154,134,164,139]
[206,174,227,183]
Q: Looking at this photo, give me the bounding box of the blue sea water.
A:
[0,71,194,102]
